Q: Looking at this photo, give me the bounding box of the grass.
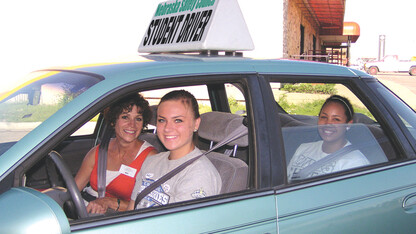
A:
[278,95,375,120]
[198,96,246,115]
[1,95,372,123]
[0,102,62,122]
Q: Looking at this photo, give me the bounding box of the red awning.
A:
[296,0,346,35]
[296,0,360,45]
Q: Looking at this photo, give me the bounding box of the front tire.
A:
[368,67,378,75]
[409,66,416,76]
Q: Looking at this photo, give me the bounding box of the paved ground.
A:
[374,72,416,108]
[375,73,416,93]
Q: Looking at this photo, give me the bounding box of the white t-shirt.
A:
[131,147,222,209]
[287,140,370,181]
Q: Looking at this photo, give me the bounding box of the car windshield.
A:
[0,70,103,155]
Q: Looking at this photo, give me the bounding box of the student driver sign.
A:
[139,0,254,53]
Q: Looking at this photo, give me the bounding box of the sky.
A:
[1,0,415,92]
[344,0,416,61]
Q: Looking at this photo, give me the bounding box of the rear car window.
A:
[269,81,397,182]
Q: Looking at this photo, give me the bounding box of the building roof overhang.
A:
[321,22,360,46]
[296,0,360,46]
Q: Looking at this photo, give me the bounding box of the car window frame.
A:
[1,71,279,229]
[70,73,280,229]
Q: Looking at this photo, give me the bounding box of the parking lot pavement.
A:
[376,73,416,93]
[0,131,29,142]
[374,73,416,109]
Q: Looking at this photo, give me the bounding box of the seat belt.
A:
[97,125,113,198]
[134,123,248,209]
[291,144,357,181]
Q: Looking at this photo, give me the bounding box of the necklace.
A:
[116,140,130,165]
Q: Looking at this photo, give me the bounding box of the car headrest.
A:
[279,113,312,127]
[148,105,158,127]
[198,111,248,147]
[353,113,376,125]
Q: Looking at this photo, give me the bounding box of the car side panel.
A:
[72,194,277,233]
[0,187,71,234]
[276,163,416,233]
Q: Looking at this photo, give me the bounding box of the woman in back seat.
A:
[287,95,370,181]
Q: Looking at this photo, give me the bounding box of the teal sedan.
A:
[0,55,416,233]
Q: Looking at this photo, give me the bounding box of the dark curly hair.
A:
[104,93,152,130]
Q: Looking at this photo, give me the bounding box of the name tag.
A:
[119,164,137,178]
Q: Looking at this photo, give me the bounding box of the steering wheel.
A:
[48,151,88,218]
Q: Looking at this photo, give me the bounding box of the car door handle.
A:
[402,193,416,213]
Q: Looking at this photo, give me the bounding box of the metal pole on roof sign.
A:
[378,35,386,60]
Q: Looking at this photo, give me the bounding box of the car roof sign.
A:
[138,0,254,54]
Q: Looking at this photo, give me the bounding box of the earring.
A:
[194,129,198,132]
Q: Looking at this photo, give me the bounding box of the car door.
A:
[276,164,416,233]
[382,55,400,72]
[266,75,416,233]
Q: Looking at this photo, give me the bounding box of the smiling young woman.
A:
[128,90,222,210]
[287,95,370,181]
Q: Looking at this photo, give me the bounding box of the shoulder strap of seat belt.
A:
[134,123,248,209]
[97,125,113,198]
[291,144,357,181]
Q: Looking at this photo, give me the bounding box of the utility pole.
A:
[378,35,386,60]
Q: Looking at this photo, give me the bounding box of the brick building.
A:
[240,0,359,66]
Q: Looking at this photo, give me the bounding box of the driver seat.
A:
[198,111,249,194]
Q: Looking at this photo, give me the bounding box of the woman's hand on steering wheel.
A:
[87,198,108,214]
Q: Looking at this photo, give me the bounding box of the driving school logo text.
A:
[142,9,213,46]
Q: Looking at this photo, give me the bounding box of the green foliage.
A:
[278,95,325,115]
[278,95,375,120]
[281,83,337,95]
[0,102,61,122]
[57,92,75,108]
[228,96,246,114]
[198,96,245,115]
[199,103,212,114]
